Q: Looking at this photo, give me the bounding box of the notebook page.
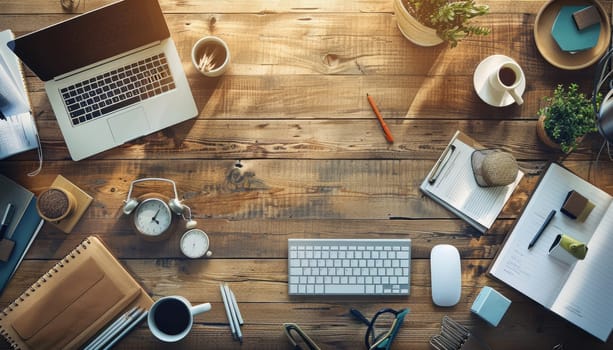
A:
[490,163,612,309]
[0,113,38,158]
[422,135,523,230]
[551,203,613,342]
[0,30,29,116]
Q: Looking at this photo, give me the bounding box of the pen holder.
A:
[191,36,230,77]
[548,234,588,265]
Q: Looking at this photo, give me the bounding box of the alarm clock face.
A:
[133,198,173,237]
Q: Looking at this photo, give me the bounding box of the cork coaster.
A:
[48,175,93,233]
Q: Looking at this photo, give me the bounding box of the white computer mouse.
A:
[430,244,461,307]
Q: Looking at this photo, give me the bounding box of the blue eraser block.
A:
[470,286,511,327]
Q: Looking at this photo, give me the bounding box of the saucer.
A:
[473,55,526,107]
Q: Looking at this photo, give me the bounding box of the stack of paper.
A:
[0,29,39,159]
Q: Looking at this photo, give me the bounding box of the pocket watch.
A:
[180,229,213,258]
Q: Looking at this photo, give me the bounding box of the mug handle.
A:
[508,88,524,105]
[191,302,212,316]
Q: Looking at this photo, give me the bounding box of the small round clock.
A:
[180,229,212,258]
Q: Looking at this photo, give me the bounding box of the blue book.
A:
[0,174,43,295]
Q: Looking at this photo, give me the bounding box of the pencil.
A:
[84,307,138,350]
[224,284,243,343]
[220,283,237,340]
[228,287,244,325]
[366,93,394,143]
[101,310,148,350]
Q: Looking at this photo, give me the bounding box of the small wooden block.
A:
[572,6,601,31]
[47,175,93,234]
[0,239,15,262]
[561,190,594,222]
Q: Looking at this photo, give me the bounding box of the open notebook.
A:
[489,163,613,341]
[0,236,152,349]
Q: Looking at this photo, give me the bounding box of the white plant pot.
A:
[393,0,444,47]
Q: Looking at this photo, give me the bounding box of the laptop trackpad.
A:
[107,107,150,143]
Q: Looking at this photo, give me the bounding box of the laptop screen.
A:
[7,0,170,82]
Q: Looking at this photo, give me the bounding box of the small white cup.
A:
[191,36,230,77]
[148,296,211,342]
[488,61,524,105]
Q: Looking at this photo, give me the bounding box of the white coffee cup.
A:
[147,296,211,342]
[191,36,230,77]
[488,61,524,105]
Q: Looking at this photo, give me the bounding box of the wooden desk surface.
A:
[1,0,613,349]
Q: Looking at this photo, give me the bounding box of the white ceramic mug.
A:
[148,296,211,342]
[488,61,524,105]
[191,36,230,77]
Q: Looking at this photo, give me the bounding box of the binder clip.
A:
[429,316,490,350]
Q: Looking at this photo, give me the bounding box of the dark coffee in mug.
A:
[498,67,517,87]
[153,298,191,336]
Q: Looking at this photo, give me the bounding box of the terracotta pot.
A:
[393,0,444,47]
[536,115,561,149]
[536,114,585,153]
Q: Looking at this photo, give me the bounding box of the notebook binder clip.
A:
[429,316,490,350]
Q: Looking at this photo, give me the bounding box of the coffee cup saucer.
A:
[473,54,526,107]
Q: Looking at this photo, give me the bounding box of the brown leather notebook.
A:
[0,236,153,349]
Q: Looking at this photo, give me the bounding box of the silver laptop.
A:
[7,0,197,160]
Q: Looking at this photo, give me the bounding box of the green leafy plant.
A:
[403,0,490,47]
[538,83,601,153]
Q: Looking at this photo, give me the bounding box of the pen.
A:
[428,144,456,184]
[366,93,394,144]
[220,283,237,340]
[84,307,140,350]
[228,287,244,325]
[101,310,148,350]
[225,284,243,343]
[528,210,556,249]
[0,204,15,239]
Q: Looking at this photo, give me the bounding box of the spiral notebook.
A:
[0,236,153,350]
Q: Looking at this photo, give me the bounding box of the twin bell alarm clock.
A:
[122,178,212,258]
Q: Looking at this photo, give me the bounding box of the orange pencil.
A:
[366,93,394,143]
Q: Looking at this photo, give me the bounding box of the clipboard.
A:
[420,130,524,233]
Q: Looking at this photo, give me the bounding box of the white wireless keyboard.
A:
[288,238,411,296]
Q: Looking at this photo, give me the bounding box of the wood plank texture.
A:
[1,0,612,349]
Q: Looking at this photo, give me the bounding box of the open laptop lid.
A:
[7,0,170,82]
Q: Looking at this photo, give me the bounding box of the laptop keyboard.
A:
[60,53,175,126]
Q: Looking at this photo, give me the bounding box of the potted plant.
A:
[536,83,601,153]
[393,0,490,47]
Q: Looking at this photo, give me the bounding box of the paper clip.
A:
[429,316,491,350]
